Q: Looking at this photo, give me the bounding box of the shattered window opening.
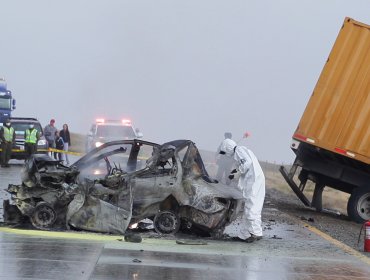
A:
[177,146,189,163]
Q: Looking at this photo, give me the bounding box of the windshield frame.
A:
[11,122,43,136]
[96,124,136,138]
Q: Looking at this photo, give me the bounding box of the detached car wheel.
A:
[31,202,57,229]
[153,211,180,234]
[347,187,370,223]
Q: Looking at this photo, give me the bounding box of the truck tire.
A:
[347,187,370,223]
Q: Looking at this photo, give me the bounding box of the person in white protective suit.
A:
[219,138,265,243]
[215,132,235,185]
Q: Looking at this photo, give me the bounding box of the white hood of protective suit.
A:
[219,139,237,157]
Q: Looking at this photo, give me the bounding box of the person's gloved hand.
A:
[230,169,237,174]
[228,174,234,180]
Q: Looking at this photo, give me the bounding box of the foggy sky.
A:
[1,0,369,163]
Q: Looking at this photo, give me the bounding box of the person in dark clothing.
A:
[54,130,64,161]
[44,119,57,158]
[59,123,71,164]
[24,124,40,161]
[0,119,15,167]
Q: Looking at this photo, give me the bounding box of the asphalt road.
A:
[1,159,370,279]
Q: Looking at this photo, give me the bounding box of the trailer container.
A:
[280,17,370,223]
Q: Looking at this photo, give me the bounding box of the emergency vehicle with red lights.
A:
[85,118,143,152]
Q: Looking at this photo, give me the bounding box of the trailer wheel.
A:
[347,187,370,223]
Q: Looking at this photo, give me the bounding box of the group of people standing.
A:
[44,119,71,164]
[0,118,71,166]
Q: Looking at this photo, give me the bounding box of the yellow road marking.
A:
[0,227,123,241]
[300,221,370,265]
[2,221,370,264]
[0,227,178,248]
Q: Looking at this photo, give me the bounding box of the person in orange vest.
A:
[24,124,40,161]
[0,119,15,167]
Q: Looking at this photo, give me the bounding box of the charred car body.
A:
[4,139,243,236]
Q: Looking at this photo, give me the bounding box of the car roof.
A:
[10,117,40,123]
[72,139,159,168]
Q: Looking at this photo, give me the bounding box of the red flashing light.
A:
[96,118,105,123]
[122,119,131,125]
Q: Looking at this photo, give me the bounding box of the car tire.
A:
[31,202,57,229]
[347,186,370,223]
[153,210,181,234]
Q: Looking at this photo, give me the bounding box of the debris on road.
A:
[124,233,142,243]
[176,239,208,245]
[271,235,283,240]
[300,216,315,223]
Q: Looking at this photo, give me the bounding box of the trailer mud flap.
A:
[279,166,310,206]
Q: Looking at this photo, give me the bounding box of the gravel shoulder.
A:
[265,185,365,253]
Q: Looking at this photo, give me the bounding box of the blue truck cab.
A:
[0,78,16,123]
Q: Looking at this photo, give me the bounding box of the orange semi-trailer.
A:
[280,17,370,223]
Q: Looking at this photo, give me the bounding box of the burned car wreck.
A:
[4,139,243,236]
